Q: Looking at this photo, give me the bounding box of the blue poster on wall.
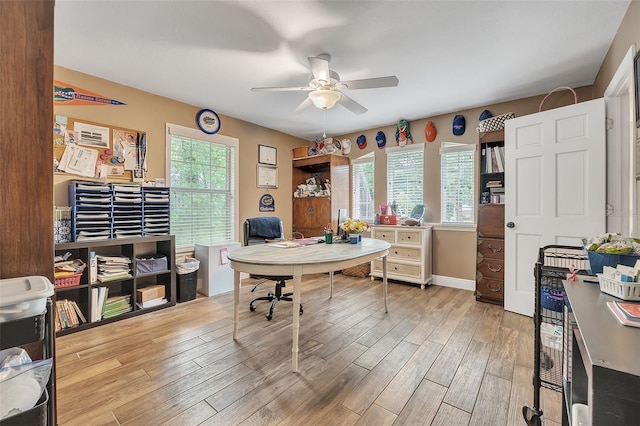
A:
[259,193,275,212]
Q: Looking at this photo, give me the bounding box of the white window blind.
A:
[440,142,476,223]
[166,124,239,247]
[386,144,424,216]
[351,152,375,222]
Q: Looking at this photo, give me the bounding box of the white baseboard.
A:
[431,274,475,292]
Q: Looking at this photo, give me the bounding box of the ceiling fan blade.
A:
[308,55,331,83]
[294,97,313,114]
[340,76,399,90]
[337,92,368,115]
[251,86,313,92]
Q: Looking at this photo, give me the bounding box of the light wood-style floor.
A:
[55,274,561,425]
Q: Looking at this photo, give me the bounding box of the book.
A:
[91,287,99,322]
[614,301,640,322]
[89,251,97,283]
[137,297,167,309]
[490,147,500,173]
[607,302,640,328]
[494,146,505,172]
[102,305,133,319]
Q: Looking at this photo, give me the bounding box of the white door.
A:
[504,98,606,316]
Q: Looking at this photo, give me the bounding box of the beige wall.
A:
[54,66,307,241]
[592,0,639,97]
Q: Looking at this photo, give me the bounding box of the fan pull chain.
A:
[323,109,327,138]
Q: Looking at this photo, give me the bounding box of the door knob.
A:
[506,222,515,228]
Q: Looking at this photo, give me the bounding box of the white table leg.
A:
[329,271,334,298]
[383,255,388,313]
[291,273,302,372]
[233,269,240,339]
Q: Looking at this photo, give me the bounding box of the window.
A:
[351,152,375,222]
[166,124,239,247]
[386,144,424,216]
[440,142,476,223]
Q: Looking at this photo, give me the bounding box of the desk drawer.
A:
[477,237,504,260]
[476,277,504,302]
[476,258,504,280]
[373,260,421,278]
[372,229,395,243]
[389,246,422,261]
[397,229,422,245]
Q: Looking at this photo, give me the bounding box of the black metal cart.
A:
[523,245,589,426]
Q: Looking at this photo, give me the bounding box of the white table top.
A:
[227,238,391,275]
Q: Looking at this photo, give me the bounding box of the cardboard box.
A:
[292,146,309,158]
[136,284,166,303]
[379,214,397,225]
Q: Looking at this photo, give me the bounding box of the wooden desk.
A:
[563,280,640,425]
[228,238,391,372]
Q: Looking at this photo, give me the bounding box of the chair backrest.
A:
[243,217,285,246]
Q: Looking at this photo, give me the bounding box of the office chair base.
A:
[249,291,303,321]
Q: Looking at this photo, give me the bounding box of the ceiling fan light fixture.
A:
[309,89,342,110]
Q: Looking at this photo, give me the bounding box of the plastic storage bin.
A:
[0,277,54,323]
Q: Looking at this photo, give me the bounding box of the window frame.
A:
[351,152,375,223]
[165,123,239,249]
[439,141,476,224]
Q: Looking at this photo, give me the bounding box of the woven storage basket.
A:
[342,263,370,278]
[478,112,515,132]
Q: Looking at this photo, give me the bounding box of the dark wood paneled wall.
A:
[0,0,54,281]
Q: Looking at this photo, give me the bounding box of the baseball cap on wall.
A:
[424,121,437,142]
[453,115,465,135]
[479,109,493,122]
[356,134,367,149]
[375,131,386,148]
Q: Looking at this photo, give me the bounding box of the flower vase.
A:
[349,233,362,244]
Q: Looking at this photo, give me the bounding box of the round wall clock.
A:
[196,108,221,134]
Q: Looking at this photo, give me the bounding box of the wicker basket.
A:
[597,274,640,301]
[342,263,371,278]
[55,273,82,288]
[478,112,515,132]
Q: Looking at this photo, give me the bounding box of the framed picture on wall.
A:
[257,164,278,188]
[635,49,640,128]
[258,144,277,166]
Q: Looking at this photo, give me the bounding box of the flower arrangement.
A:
[341,218,369,234]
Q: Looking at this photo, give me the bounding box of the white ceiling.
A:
[53,0,631,141]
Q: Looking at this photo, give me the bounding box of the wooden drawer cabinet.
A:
[475,207,505,305]
[370,225,432,288]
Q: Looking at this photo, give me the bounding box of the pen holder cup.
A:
[324,231,333,244]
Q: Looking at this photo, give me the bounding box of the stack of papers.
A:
[96,255,132,282]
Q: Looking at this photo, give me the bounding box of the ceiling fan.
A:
[250,53,399,115]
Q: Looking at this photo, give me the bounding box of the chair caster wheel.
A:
[300,306,303,315]
[266,314,273,321]
[249,304,256,312]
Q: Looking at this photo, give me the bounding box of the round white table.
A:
[227,238,391,372]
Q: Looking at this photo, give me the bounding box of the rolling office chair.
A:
[243,217,303,320]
